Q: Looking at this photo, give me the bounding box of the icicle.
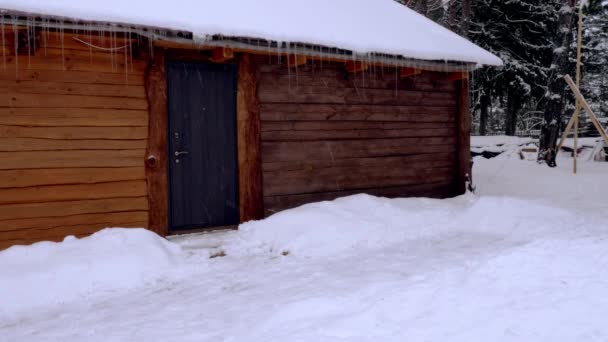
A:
[12,19,18,78]
[42,18,47,57]
[124,31,128,83]
[1,16,5,71]
[59,20,65,71]
[286,43,291,93]
[88,24,93,63]
[128,27,133,73]
[26,17,31,68]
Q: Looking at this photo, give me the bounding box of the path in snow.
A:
[1,154,607,341]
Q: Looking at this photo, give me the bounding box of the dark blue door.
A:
[167,61,239,231]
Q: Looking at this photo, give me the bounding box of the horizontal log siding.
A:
[256,59,459,215]
[0,29,149,249]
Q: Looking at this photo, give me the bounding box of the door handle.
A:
[174,151,189,156]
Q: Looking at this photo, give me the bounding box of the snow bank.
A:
[0,0,502,66]
[0,228,183,322]
[235,194,574,258]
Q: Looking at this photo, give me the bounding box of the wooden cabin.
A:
[0,3,501,249]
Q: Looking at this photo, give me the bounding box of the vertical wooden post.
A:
[144,48,169,236]
[237,53,264,222]
[456,74,471,195]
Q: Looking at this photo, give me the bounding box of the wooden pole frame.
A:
[564,75,608,145]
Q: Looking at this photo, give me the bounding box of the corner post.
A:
[237,53,264,222]
[456,74,471,195]
[144,48,169,235]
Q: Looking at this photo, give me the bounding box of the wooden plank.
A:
[455,76,471,195]
[262,137,456,162]
[0,196,149,221]
[258,71,457,92]
[0,69,145,85]
[345,61,368,73]
[261,120,455,131]
[262,127,456,141]
[0,93,148,109]
[262,153,456,172]
[0,80,146,98]
[0,211,148,232]
[210,47,234,63]
[0,125,147,139]
[0,149,144,169]
[260,103,456,122]
[0,167,145,188]
[0,180,147,205]
[0,108,148,127]
[3,54,146,73]
[258,86,457,106]
[564,75,608,144]
[0,138,146,151]
[0,220,148,247]
[237,54,264,222]
[144,48,169,236]
[263,165,454,196]
[263,181,454,216]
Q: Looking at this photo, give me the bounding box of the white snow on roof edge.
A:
[0,0,503,67]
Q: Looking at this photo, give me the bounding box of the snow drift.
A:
[0,228,183,322]
[235,194,575,258]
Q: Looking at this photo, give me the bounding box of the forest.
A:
[400,0,608,145]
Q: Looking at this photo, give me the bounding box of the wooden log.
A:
[3,54,146,74]
[0,80,146,98]
[400,68,422,78]
[258,86,457,106]
[260,103,456,122]
[258,70,457,92]
[0,69,145,85]
[0,149,145,169]
[0,125,147,139]
[144,48,169,236]
[237,54,264,222]
[261,120,455,131]
[0,93,148,109]
[0,211,148,232]
[210,47,234,63]
[0,167,145,188]
[0,180,147,205]
[263,181,454,215]
[0,138,146,151]
[261,127,456,141]
[287,55,308,67]
[262,137,456,162]
[345,61,368,73]
[0,220,148,246]
[262,152,456,172]
[0,197,149,221]
[263,165,454,196]
[0,108,148,127]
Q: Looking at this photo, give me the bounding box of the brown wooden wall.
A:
[255,57,461,215]
[0,29,149,249]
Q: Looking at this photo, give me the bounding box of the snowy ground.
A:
[1,149,608,341]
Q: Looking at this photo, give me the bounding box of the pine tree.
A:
[537,0,577,166]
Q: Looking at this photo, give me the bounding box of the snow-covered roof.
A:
[0,0,502,67]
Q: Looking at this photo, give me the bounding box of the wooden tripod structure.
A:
[557,3,608,173]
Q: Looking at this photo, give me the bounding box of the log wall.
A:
[256,57,460,215]
[0,29,149,249]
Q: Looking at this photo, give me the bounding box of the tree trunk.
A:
[538,0,577,166]
[446,0,459,32]
[479,91,490,135]
[505,90,520,136]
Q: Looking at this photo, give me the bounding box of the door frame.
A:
[144,48,264,236]
[166,60,239,232]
